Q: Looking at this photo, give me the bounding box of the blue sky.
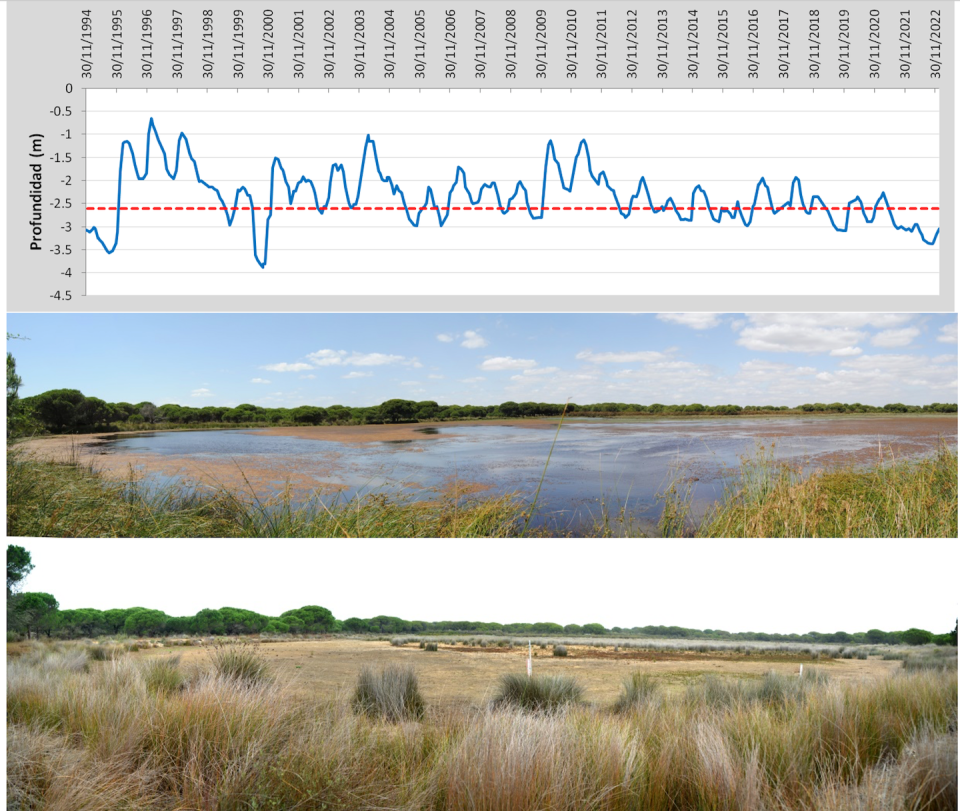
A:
[6,313,958,408]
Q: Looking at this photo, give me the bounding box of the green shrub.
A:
[552,645,568,657]
[492,673,584,711]
[352,665,425,722]
[425,642,438,652]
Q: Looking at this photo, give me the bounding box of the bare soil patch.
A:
[136,638,900,709]
[243,419,559,443]
[11,434,348,500]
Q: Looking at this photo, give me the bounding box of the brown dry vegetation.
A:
[135,638,901,708]
[7,639,957,811]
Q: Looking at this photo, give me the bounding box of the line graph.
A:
[83,88,940,297]
[87,119,940,269]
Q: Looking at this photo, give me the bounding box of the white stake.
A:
[528,640,533,677]
[799,664,803,677]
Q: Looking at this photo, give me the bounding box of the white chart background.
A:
[84,87,941,297]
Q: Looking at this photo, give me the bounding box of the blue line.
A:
[86,117,940,268]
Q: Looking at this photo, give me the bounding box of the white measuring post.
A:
[799,664,803,678]
[528,640,533,677]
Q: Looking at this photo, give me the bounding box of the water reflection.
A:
[93,418,955,533]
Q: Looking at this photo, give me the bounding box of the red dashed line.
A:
[86,205,941,212]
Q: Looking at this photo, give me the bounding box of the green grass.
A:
[658,441,958,538]
[6,449,526,538]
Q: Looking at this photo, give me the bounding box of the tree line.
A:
[10,601,954,647]
[8,548,957,646]
[11,387,958,436]
[6,600,954,651]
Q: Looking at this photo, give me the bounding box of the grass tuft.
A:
[352,665,425,722]
[209,643,272,685]
[614,671,661,712]
[492,673,584,711]
[143,655,186,695]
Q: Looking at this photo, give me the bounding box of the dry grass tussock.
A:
[6,643,958,810]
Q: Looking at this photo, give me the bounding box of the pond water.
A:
[91,416,956,533]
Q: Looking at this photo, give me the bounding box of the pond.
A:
[87,415,957,534]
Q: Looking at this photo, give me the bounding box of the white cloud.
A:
[871,327,921,348]
[190,388,214,398]
[342,371,373,379]
[461,330,489,349]
[299,374,316,380]
[612,361,705,379]
[829,346,862,357]
[261,362,313,372]
[575,350,666,364]
[461,377,486,383]
[266,349,420,370]
[249,378,271,384]
[737,325,867,355]
[307,349,411,367]
[436,333,455,343]
[306,349,349,366]
[736,360,818,380]
[745,313,914,329]
[735,314,922,356]
[937,322,958,344]
[656,313,722,330]
[519,367,560,376]
[479,356,538,371]
[428,374,445,380]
